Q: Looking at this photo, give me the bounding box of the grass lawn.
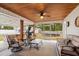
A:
[0,35,3,41]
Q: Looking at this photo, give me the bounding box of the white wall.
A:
[63,5,79,38]
[0,7,34,27]
[0,12,20,27]
[0,30,19,35]
[36,20,63,24]
[0,35,12,56]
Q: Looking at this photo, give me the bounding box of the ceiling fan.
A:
[33,4,50,19]
[39,10,50,19]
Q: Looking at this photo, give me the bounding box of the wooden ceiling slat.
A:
[0,3,78,22]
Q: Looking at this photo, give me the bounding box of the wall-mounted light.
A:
[67,21,69,27]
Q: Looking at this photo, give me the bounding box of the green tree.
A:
[54,23,62,31]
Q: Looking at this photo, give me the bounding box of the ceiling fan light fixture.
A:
[40,16,44,19]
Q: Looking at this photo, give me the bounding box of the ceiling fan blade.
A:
[44,15,51,17]
[30,4,51,18]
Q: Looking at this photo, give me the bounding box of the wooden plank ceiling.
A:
[0,3,78,22]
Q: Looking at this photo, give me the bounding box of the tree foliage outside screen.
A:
[35,24,43,30]
[0,26,14,30]
[51,24,55,31]
[53,23,62,31]
[42,24,50,31]
[0,26,1,29]
[36,23,62,31]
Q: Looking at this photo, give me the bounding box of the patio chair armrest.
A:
[61,46,79,49]
[61,46,74,50]
[61,46,74,47]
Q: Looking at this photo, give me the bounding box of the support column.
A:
[20,20,24,41]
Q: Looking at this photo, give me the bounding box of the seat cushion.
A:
[61,50,78,56]
[62,47,73,51]
[72,40,79,47]
[71,36,79,47]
